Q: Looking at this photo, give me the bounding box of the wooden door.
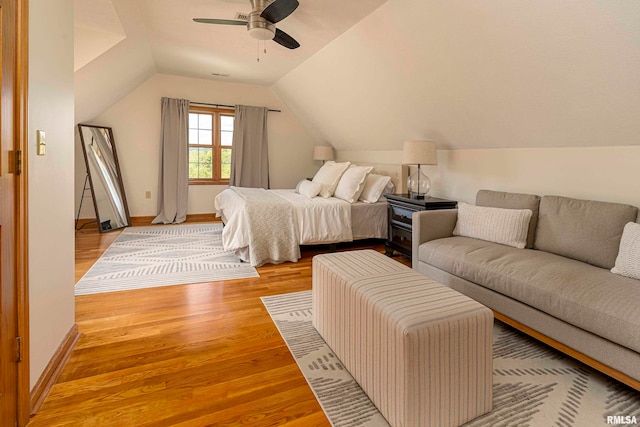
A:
[1,0,28,425]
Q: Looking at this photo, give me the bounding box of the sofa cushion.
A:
[476,190,541,249]
[611,222,640,280]
[418,237,640,353]
[453,202,532,249]
[534,196,638,269]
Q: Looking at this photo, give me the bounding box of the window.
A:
[188,106,234,184]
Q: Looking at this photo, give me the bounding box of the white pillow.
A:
[453,202,532,249]
[334,165,374,203]
[611,222,640,280]
[296,180,322,199]
[383,180,395,196]
[312,161,351,198]
[359,174,392,203]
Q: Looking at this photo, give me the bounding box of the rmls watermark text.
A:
[607,415,638,425]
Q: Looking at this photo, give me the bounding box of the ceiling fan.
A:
[194,0,300,49]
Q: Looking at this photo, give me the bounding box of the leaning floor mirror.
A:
[78,124,131,232]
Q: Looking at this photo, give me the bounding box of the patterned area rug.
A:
[75,224,258,295]
[261,291,640,427]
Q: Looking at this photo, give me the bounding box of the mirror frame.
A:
[78,124,131,233]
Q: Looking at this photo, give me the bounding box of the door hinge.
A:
[15,336,23,362]
[15,150,22,175]
[8,150,22,175]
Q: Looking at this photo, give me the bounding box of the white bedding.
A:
[229,187,300,267]
[270,190,353,245]
[215,188,354,264]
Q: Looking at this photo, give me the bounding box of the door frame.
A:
[15,0,30,425]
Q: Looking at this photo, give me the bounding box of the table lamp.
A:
[313,146,334,164]
[402,140,437,199]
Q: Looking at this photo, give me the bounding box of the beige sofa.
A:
[412,189,640,390]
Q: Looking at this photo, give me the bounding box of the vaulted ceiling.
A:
[75,0,640,151]
[75,0,388,86]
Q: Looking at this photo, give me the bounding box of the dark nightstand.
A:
[385,194,457,259]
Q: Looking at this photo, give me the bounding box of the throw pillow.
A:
[383,179,396,196]
[453,202,533,249]
[611,222,640,280]
[297,180,322,199]
[312,161,351,198]
[476,189,541,249]
[334,165,374,203]
[359,174,392,203]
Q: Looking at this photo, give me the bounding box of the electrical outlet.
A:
[145,191,151,199]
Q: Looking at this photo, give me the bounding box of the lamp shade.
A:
[402,140,437,165]
[313,145,334,161]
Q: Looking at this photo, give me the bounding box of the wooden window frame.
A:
[188,106,234,185]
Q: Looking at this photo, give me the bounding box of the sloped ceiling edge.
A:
[273,0,640,151]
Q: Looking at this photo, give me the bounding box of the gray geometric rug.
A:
[261,291,640,427]
[75,223,258,295]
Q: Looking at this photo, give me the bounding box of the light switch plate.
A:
[37,130,46,156]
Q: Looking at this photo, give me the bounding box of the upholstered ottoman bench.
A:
[312,250,493,427]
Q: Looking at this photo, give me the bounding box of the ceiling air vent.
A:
[234,12,249,21]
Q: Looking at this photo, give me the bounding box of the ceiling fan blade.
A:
[261,0,299,24]
[193,18,247,26]
[273,28,300,49]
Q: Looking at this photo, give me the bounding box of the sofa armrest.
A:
[412,209,458,268]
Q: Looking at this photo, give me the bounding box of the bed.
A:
[215,162,402,266]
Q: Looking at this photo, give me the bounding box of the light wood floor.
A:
[28,223,409,426]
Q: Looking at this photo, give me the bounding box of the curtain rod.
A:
[190,101,281,113]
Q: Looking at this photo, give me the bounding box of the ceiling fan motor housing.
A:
[193,0,299,49]
[248,0,275,40]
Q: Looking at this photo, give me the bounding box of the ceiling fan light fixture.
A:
[247,9,276,40]
[193,0,300,49]
[248,26,274,40]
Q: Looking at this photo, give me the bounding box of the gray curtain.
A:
[230,105,269,188]
[152,97,190,224]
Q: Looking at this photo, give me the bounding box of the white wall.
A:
[28,0,76,389]
[74,0,156,125]
[74,0,126,71]
[277,0,640,211]
[435,146,640,208]
[338,146,640,209]
[77,73,318,219]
